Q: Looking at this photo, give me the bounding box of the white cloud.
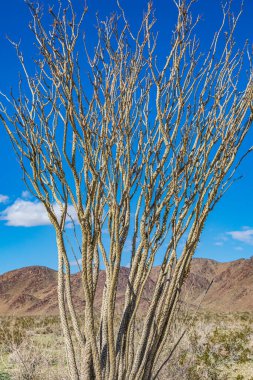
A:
[235,246,243,251]
[0,200,48,227]
[178,236,187,250]
[21,190,32,199]
[0,194,9,204]
[0,199,78,227]
[227,229,253,245]
[214,241,223,247]
[242,226,251,231]
[216,234,228,242]
[124,239,132,253]
[70,258,82,266]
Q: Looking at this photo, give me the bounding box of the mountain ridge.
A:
[0,257,253,315]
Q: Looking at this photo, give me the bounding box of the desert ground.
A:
[0,312,252,379]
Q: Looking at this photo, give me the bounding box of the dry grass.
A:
[0,312,252,379]
[0,316,67,379]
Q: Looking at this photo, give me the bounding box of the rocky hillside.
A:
[0,257,252,316]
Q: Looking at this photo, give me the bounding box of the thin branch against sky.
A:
[0,0,252,275]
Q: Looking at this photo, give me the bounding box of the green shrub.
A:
[0,372,11,380]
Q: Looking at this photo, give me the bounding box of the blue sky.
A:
[0,0,253,274]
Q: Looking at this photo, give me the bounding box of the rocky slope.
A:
[0,257,252,315]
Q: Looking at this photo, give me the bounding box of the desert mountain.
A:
[0,257,253,316]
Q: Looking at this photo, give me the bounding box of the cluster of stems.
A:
[0,0,252,379]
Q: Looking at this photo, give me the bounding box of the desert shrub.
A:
[9,339,67,380]
[157,312,253,380]
[185,324,252,380]
[0,373,11,380]
[8,341,43,379]
[0,316,66,380]
[208,326,251,363]
[0,319,27,349]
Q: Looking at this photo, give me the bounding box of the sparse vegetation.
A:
[151,312,253,380]
[0,312,252,379]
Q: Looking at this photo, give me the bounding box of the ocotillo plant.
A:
[0,0,252,379]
